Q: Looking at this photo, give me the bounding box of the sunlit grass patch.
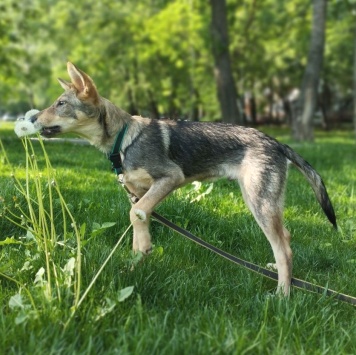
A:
[1,128,356,354]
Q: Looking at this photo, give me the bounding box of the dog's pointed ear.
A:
[67,62,99,104]
[58,78,72,91]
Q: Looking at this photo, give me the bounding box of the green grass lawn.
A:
[1,121,356,354]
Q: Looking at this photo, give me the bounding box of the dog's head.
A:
[31,62,101,138]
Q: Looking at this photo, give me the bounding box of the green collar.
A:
[108,123,128,175]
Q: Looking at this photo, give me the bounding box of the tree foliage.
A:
[0,0,355,126]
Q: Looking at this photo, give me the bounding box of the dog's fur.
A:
[31,62,337,296]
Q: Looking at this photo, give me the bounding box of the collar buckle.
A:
[109,152,123,174]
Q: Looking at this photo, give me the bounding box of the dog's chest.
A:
[123,168,154,190]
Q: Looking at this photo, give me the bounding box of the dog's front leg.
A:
[130,208,152,254]
[129,176,182,254]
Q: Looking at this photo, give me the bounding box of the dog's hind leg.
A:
[258,213,292,296]
[236,159,292,296]
[246,201,292,296]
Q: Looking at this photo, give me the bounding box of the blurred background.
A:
[0,0,355,140]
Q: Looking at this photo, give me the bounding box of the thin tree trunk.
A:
[354,22,356,139]
[148,90,160,120]
[210,0,242,124]
[125,71,139,116]
[292,0,327,141]
[190,87,200,122]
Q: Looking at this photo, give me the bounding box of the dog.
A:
[30,62,337,296]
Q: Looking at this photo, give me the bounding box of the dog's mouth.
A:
[41,126,62,137]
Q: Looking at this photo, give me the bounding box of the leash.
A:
[108,131,356,306]
[151,211,356,305]
[117,176,356,306]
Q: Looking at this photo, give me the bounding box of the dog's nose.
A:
[30,114,38,123]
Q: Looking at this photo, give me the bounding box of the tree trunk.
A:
[319,81,332,129]
[148,90,160,120]
[292,0,327,141]
[210,0,242,124]
[125,71,139,116]
[354,22,356,139]
[190,87,200,122]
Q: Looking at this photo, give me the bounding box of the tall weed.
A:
[0,137,132,326]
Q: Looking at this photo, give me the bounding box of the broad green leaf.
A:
[15,310,29,325]
[26,230,35,241]
[91,222,116,238]
[101,222,116,229]
[9,294,24,309]
[34,267,45,285]
[0,237,22,246]
[80,223,86,237]
[63,257,76,275]
[118,286,134,302]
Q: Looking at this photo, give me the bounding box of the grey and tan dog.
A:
[31,62,336,296]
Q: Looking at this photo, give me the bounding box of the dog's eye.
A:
[57,100,66,106]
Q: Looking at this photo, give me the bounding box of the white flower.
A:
[24,109,40,120]
[14,120,40,137]
[14,108,41,137]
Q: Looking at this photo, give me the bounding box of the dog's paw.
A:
[134,209,146,221]
[266,263,277,270]
[144,246,153,255]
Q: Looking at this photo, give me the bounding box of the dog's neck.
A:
[86,97,133,154]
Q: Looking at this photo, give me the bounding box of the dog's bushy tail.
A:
[279,143,337,229]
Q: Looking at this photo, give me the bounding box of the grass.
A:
[1,121,356,354]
